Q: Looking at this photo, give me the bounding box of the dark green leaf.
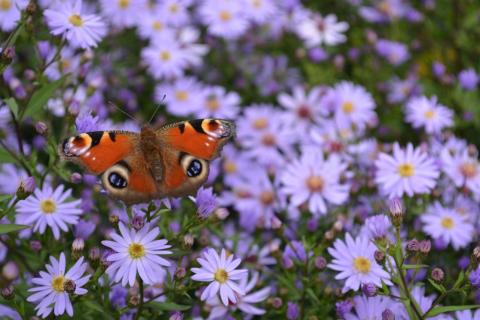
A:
[80,300,114,319]
[0,148,15,163]
[426,305,480,317]
[306,288,320,304]
[453,271,465,289]
[0,224,29,234]
[148,301,191,311]
[428,279,447,294]
[0,194,13,203]
[4,97,18,119]
[24,75,68,119]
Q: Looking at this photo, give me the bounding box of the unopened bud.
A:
[26,2,37,15]
[382,309,395,320]
[64,279,76,294]
[314,256,327,270]
[374,250,385,264]
[183,234,194,248]
[388,198,404,226]
[16,176,36,199]
[2,261,19,281]
[406,239,420,253]
[361,283,377,297]
[72,238,84,252]
[419,240,431,255]
[473,246,480,260]
[324,230,335,241]
[174,267,186,279]
[129,294,140,307]
[30,240,42,252]
[282,256,294,269]
[431,267,445,283]
[1,285,14,300]
[214,207,229,220]
[169,311,183,320]
[70,172,83,184]
[271,297,282,309]
[0,47,15,65]
[35,122,48,135]
[131,214,144,231]
[89,247,100,262]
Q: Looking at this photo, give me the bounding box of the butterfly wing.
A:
[60,131,158,204]
[155,119,235,197]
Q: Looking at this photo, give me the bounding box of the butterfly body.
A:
[60,119,235,205]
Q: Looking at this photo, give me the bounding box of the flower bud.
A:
[131,214,144,231]
[406,239,420,253]
[271,297,282,309]
[314,256,327,270]
[374,250,385,264]
[89,247,100,262]
[128,294,140,307]
[388,198,404,227]
[64,279,76,294]
[174,267,186,279]
[0,47,15,66]
[361,283,377,297]
[35,122,48,135]
[183,234,194,248]
[324,230,335,241]
[70,172,83,184]
[431,267,445,283]
[26,2,37,15]
[16,176,36,199]
[419,240,431,255]
[2,261,19,281]
[30,240,42,252]
[282,256,294,269]
[72,238,84,253]
[169,311,183,320]
[473,246,480,260]
[1,285,14,300]
[214,207,229,220]
[382,309,395,320]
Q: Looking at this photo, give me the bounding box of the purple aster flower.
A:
[192,187,218,219]
[362,215,392,241]
[470,267,480,289]
[100,0,148,28]
[405,95,454,134]
[286,302,299,320]
[15,184,83,240]
[281,147,350,217]
[191,248,248,306]
[27,253,90,318]
[0,164,27,194]
[197,0,249,39]
[74,219,96,240]
[155,77,206,116]
[102,223,171,287]
[458,68,479,91]
[343,296,403,319]
[283,240,307,263]
[295,13,348,47]
[375,39,410,66]
[327,233,391,293]
[195,85,240,119]
[44,0,107,49]
[75,111,100,133]
[432,61,446,77]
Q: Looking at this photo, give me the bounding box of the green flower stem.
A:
[135,278,144,320]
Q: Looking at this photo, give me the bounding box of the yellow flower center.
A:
[169,3,178,13]
[424,110,436,119]
[342,102,354,114]
[398,163,415,177]
[68,14,83,27]
[223,161,237,173]
[206,97,220,111]
[219,10,232,21]
[118,0,130,9]
[160,51,171,61]
[460,163,477,178]
[252,0,262,7]
[40,199,57,214]
[353,257,371,273]
[0,0,11,10]
[306,176,324,192]
[152,21,163,30]
[175,90,189,101]
[259,191,274,205]
[51,275,65,292]
[253,118,268,129]
[441,217,454,230]
[214,268,228,283]
[128,243,145,259]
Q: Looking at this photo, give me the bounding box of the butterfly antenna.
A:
[107,101,139,123]
[148,94,166,125]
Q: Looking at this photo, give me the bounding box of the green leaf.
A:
[80,300,114,319]
[0,224,29,234]
[306,288,320,304]
[0,194,13,203]
[0,147,15,163]
[4,97,18,119]
[24,75,68,119]
[402,264,429,270]
[426,305,480,318]
[148,301,191,311]
[428,279,447,294]
[453,271,465,289]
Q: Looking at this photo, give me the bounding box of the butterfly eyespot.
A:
[108,172,127,189]
[187,159,202,177]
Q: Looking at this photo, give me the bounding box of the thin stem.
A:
[0,139,32,175]
[135,278,144,320]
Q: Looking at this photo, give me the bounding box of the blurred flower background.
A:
[1,0,480,319]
